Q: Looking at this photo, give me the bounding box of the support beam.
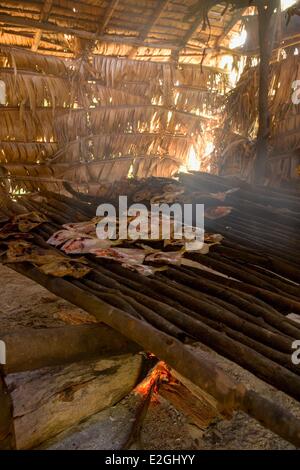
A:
[128,0,170,59]
[171,7,210,60]
[74,0,120,58]
[138,0,170,42]
[0,13,185,51]
[31,0,53,52]
[97,0,120,35]
[179,14,205,50]
[254,0,279,183]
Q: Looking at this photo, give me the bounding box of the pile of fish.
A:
[0,212,91,279]
[47,217,223,276]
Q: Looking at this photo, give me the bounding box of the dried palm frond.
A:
[0,71,72,110]
[0,46,69,76]
[225,53,300,156]
[0,142,58,163]
[62,158,133,184]
[0,108,56,141]
[132,156,179,178]
[0,45,226,191]
[87,83,150,106]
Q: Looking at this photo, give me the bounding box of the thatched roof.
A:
[0,1,299,191]
[0,1,247,61]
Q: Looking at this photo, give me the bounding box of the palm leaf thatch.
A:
[225,53,300,151]
[0,71,72,109]
[0,108,56,141]
[0,46,69,75]
[221,51,300,182]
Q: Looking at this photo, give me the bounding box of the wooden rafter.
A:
[176,13,205,52]
[214,7,247,47]
[138,0,170,41]
[97,0,120,35]
[127,0,170,59]
[31,0,53,52]
[0,13,183,51]
[74,0,121,57]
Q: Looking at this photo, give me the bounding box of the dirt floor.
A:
[1,263,299,450]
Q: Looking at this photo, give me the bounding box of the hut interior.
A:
[0,0,300,452]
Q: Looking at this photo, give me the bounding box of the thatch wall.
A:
[0,45,228,193]
[218,51,300,185]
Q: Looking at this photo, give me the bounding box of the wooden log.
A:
[78,278,188,340]
[206,252,300,298]
[186,252,300,311]
[0,367,15,450]
[82,264,300,401]
[167,262,300,337]
[255,2,285,183]
[7,353,143,449]
[5,262,300,447]
[89,265,296,353]
[2,324,140,374]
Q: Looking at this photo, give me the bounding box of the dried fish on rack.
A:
[4,240,91,279]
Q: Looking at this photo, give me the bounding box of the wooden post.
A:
[0,367,15,450]
[254,0,279,183]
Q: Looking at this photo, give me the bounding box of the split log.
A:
[2,324,140,374]
[159,369,220,431]
[7,353,143,449]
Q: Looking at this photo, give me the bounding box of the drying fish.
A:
[12,212,48,232]
[61,237,115,254]
[90,247,147,266]
[204,206,232,219]
[0,222,32,241]
[208,188,239,202]
[62,221,97,235]
[38,259,91,279]
[204,233,223,243]
[47,230,93,247]
[150,189,185,204]
[123,263,168,276]
[5,240,90,279]
[5,240,65,265]
[145,250,184,266]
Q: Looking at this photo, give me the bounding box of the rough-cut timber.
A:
[7,354,143,449]
[2,324,139,374]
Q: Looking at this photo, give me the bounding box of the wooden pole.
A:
[0,367,15,450]
[2,324,139,374]
[254,1,279,183]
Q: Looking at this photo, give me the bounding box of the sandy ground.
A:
[0,263,299,450]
